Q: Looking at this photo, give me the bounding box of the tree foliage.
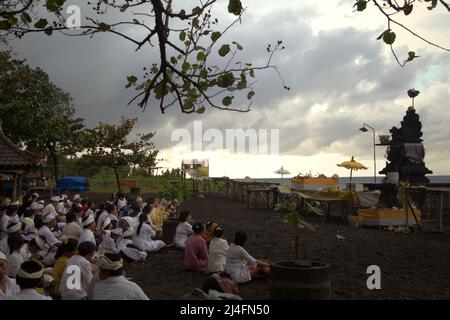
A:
[0,0,287,114]
[81,117,159,191]
[355,0,450,67]
[0,50,85,183]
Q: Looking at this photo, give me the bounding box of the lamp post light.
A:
[359,123,376,183]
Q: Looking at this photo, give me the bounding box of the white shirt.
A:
[117,238,132,253]
[98,234,117,254]
[38,225,60,248]
[174,222,193,249]
[96,211,109,235]
[224,244,257,284]
[121,216,137,228]
[207,238,229,273]
[78,229,96,246]
[0,276,20,299]
[93,275,149,300]
[117,199,127,211]
[12,288,52,300]
[1,215,12,238]
[0,236,8,254]
[7,251,24,278]
[60,255,93,300]
[62,222,83,240]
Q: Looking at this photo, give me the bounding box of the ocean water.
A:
[253,175,450,190]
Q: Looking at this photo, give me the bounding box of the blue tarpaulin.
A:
[57,177,89,192]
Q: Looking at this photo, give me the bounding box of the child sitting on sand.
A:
[207,226,229,274]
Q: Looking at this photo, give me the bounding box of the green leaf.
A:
[406,51,419,62]
[222,96,233,106]
[46,0,59,13]
[228,0,243,16]
[217,73,235,88]
[179,10,186,18]
[120,4,129,12]
[34,19,48,29]
[179,31,186,41]
[44,28,53,36]
[305,202,324,216]
[182,62,190,73]
[211,31,221,42]
[404,3,413,15]
[218,44,231,57]
[355,0,367,12]
[127,76,138,84]
[21,12,32,24]
[151,66,158,73]
[194,45,206,51]
[192,18,199,28]
[232,41,243,50]
[0,20,11,30]
[98,22,111,32]
[197,51,206,61]
[192,6,203,15]
[383,30,396,45]
[170,56,177,65]
[200,69,208,79]
[247,91,255,100]
[133,19,139,24]
[249,69,255,78]
[196,106,205,114]
[8,16,18,26]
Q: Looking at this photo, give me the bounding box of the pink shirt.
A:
[184,234,208,272]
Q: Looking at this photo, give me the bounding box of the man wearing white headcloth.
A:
[0,222,22,255]
[92,252,149,300]
[60,241,96,300]
[116,227,134,254]
[12,260,52,300]
[61,211,83,241]
[78,215,97,246]
[119,244,147,277]
[38,209,61,251]
[0,251,20,299]
[97,218,114,253]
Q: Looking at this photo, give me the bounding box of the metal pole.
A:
[363,123,376,183]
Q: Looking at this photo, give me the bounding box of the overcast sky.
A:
[9,0,450,179]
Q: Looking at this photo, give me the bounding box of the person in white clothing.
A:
[6,234,24,278]
[224,231,270,284]
[116,227,134,253]
[0,221,22,255]
[38,211,61,249]
[13,260,52,300]
[60,241,96,300]
[133,214,166,253]
[174,210,193,249]
[116,192,127,211]
[62,211,83,240]
[207,226,229,273]
[118,244,147,277]
[95,205,109,236]
[78,215,97,246]
[92,252,149,300]
[0,251,20,299]
[1,203,20,240]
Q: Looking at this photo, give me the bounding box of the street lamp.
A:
[359,123,376,183]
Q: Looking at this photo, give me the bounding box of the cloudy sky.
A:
[9,0,450,179]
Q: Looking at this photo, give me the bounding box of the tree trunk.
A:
[113,166,121,192]
[47,144,59,185]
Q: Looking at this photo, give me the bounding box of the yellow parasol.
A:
[337,156,368,185]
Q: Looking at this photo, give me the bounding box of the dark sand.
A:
[124,197,450,300]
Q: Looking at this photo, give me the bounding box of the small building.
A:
[0,121,45,202]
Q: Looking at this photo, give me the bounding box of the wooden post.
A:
[438,192,443,232]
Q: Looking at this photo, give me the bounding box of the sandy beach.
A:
[122,197,450,300]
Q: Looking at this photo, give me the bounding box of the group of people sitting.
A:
[0,191,270,300]
[173,210,270,288]
[0,192,178,300]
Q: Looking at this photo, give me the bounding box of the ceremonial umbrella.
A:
[337,156,368,185]
[274,166,290,184]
